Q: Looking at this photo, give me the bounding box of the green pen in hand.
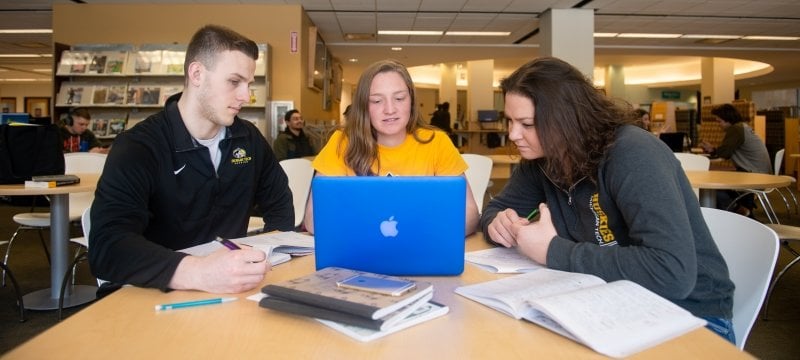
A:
[526,208,540,221]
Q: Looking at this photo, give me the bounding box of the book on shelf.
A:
[127,50,162,75]
[126,85,161,105]
[465,247,544,273]
[90,118,108,137]
[103,51,127,74]
[455,269,706,358]
[58,84,89,106]
[57,50,91,75]
[159,85,183,105]
[104,85,127,105]
[231,231,314,256]
[178,240,291,267]
[318,301,449,342]
[160,50,185,75]
[261,267,434,320]
[92,86,108,105]
[260,290,433,331]
[91,111,128,137]
[26,174,81,188]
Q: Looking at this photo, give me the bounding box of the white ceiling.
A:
[1,0,799,89]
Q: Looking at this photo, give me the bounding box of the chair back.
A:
[674,153,710,199]
[64,153,107,220]
[774,148,785,176]
[279,158,314,227]
[462,154,493,213]
[701,207,779,349]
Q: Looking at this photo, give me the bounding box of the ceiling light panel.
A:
[336,12,376,34]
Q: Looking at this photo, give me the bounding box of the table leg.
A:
[22,194,96,310]
[699,189,716,208]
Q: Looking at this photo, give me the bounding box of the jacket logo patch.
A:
[591,193,616,246]
[231,147,252,165]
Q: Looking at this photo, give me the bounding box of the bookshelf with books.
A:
[54,43,270,139]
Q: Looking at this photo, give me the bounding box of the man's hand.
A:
[169,248,271,293]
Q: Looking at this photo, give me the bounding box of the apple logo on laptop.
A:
[380,216,399,237]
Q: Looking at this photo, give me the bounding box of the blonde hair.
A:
[339,59,434,175]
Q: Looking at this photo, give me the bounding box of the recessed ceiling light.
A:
[391,47,402,51]
[444,31,510,36]
[0,54,49,58]
[378,30,443,36]
[348,58,358,63]
[742,35,800,41]
[0,29,52,34]
[594,33,618,37]
[681,34,741,39]
[617,33,682,39]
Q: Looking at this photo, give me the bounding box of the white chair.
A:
[674,153,710,199]
[770,149,798,215]
[760,223,800,320]
[462,154,493,213]
[247,158,314,233]
[2,153,107,286]
[701,207,779,349]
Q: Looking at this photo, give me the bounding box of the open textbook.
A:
[178,240,290,266]
[465,247,544,273]
[455,269,706,358]
[234,231,314,256]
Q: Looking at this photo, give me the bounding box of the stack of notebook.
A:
[259,267,448,341]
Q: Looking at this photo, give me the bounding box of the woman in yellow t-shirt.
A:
[305,59,479,235]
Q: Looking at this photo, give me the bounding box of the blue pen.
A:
[215,236,241,250]
[154,297,238,311]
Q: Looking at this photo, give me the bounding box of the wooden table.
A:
[0,173,99,310]
[684,170,791,208]
[4,233,748,359]
[487,154,521,180]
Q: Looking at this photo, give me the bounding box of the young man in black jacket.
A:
[89,25,294,295]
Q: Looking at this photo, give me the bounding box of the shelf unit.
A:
[53,43,270,140]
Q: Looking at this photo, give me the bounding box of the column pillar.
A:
[466,59,494,128]
[604,64,625,99]
[701,57,735,104]
[539,8,594,78]
[439,63,458,128]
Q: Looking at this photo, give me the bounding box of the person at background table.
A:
[633,108,650,131]
[699,103,771,217]
[58,107,108,153]
[89,24,294,296]
[304,59,479,235]
[272,109,318,161]
[481,57,735,344]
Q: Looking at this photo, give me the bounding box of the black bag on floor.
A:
[0,123,65,184]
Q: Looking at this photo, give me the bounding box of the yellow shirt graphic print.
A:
[591,193,616,246]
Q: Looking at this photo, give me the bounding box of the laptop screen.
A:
[312,176,466,276]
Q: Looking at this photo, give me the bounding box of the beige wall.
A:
[0,84,53,113]
[52,3,338,125]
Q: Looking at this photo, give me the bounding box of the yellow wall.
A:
[52,3,338,124]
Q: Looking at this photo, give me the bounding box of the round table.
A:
[684,170,792,208]
[0,173,100,310]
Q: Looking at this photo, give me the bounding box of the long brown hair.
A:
[340,59,434,175]
[500,57,632,186]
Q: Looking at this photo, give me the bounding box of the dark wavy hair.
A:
[500,57,633,186]
[711,104,743,124]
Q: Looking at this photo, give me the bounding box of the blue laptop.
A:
[312,176,466,276]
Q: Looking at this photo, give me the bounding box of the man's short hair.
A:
[711,104,743,124]
[284,109,300,122]
[184,24,259,76]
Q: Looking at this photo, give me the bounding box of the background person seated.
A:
[58,107,108,153]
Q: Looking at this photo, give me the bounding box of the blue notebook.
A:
[312,176,466,276]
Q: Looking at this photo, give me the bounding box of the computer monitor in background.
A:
[0,113,30,125]
[659,132,686,152]
[477,110,499,122]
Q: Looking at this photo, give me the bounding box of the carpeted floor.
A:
[0,188,799,357]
